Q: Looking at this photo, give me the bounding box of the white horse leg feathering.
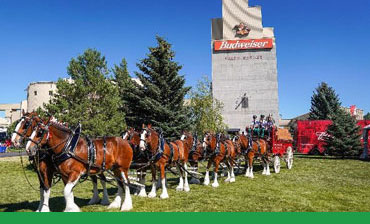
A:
[204,170,210,185]
[108,181,123,209]
[212,172,219,188]
[160,178,169,199]
[120,173,133,211]
[230,166,236,183]
[148,182,157,198]
[137,174,147,197]
[64,177,81,212]
[36,188,50,212]
[176,165,184,191]
[183,163,190,192]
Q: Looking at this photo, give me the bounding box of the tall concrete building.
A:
[26,81,57,112]
[212,0,279,130]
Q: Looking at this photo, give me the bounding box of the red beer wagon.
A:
[269,127,294,173]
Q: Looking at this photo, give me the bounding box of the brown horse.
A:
[12,113,110,212]
[122,127,149,197]
[173,131,195,192]
[26,118,133,212]
[234,133,270,178]
[203,133,236,187]
[139,124,186,199]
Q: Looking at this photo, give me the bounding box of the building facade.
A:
[27,81,57,112]
[212,0,279,130]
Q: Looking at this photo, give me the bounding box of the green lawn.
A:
[0,155,370,212]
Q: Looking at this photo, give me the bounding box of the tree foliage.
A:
[325,109,362,159]
[188,76,228,136]
[364,112,370,120]
[44,49,126,137]
[120,36,191,139]
[309,82,341,120]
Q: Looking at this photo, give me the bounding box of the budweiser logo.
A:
[214,39,273,51]
[316,132,330,141]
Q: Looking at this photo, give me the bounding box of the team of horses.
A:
[11,112,276,212]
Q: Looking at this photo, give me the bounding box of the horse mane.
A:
[49,121,72,133]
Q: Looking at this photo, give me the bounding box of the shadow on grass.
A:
[0,197,91,212]
[294,154,366,161]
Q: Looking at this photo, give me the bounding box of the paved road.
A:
[0,151,27,158]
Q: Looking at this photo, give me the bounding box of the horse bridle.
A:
[13,116,35,140]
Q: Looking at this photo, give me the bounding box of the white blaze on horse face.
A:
[181,134,186,141]
[202,137,207,148]
[11,118,24,144]
[122,132,128,140]
[139,130,147,151]
[26,129,37,153]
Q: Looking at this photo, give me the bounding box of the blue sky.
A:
[0,0,369,119]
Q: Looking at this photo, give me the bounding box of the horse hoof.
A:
[40,206,50,212]
[88,197,100,205]
[212,183,219,188]
[138,191,147,198]
[148,192,156,198]
[230,178,236,183]
[224,178,230,183]
[64,205,80,212]
[160,193,169,199]
[121,203,133,211]
[184,187,190,192]
[176,187,184,191]
[108,201,121,209]
[203,181,210,186]
[100,198,110,206]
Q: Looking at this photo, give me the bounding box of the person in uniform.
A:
[259,115,267,138]
[266,114,275,140]
[246,115,259,149]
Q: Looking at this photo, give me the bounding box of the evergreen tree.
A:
[113,59,135,119]
[44,49,126,137]
[189,76,228,136]
[325,109,362,159]
[364,112,370,120]
[124,36,191,139]
[309,82,341,120]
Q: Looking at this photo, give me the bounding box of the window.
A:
[241,97,248,109]
[34,91,37,96]
[49,91,53,96]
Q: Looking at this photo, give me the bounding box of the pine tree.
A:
[44,49,126,137]
[325,109,362,159]
[364,112,370,120]
[123,36,191,139]
[189,76,228,136]
[309,82,341,120]
[113,59,135,119]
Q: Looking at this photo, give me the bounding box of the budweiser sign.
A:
[214,39,273,51]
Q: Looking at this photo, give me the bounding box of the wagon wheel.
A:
[273,155,281,173]
[285,146,294,170]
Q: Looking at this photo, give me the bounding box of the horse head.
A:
[25,116,51,157]
[190,138,205,164]
[139,124,159,154]
[203,132,217,152]
[11,111,39,148]
[180,131,194,149]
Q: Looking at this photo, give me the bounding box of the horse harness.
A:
[47,124,108,177]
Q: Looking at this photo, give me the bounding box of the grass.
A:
[0,155,370,212]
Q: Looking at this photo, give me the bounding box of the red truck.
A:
[296,120,370,155]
